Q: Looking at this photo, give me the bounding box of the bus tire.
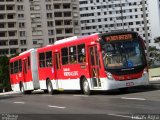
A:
[82,78,91,95]
[25,90,32,94]
[119,88,128,93]
[20,83,25,94]
[44,90,48,94]
[47,80,54,95]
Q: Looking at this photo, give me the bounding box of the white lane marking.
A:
[73,95,88,97]
[48,105,66,109]
[13,102,25,104]
[121,97,146,101]
[108,114,132,118]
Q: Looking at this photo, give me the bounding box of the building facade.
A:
[148,0,160,49]
[0,0,81,56]
[79,0,152,49]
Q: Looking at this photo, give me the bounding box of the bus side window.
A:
[61,47,68,65]
[69,46,77,64]
[46,51,52,67]
[78,44,86,63]
[90,47,95,65]
[39,53,45,68]
[14,61,18,74]
[19,59,22,72]
[55,53,60,69]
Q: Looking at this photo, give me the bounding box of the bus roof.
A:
[54,36,78,45]
[10,48,36,62]
[19,48,35,56]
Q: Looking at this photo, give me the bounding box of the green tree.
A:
[148,46,160,68]
[0,56,11,91]
[0,53,19,92]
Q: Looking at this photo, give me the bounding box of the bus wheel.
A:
[20,84,25,94]
[44,90,48,94]
[25,90,32,94]
[119,88,128,93]
[47,81,54,95]
[82,78,91,95]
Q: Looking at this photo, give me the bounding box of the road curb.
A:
[0,91,20,96]
[131,83,160,90]
[148,84,160,89]
[148,79,160,89]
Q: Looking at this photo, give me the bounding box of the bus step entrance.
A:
[91,77,101,88]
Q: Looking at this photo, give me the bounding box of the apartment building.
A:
[79,0,152,49]
[0,0,81,56]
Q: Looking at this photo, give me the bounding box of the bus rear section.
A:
[9,49,40,93]
[94,31,149,91]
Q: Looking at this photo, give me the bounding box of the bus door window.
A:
[55,53,61,70]
[90,47,95,65]
[89,46,101,87]
[95,46,101,67]
[54,52,62,89]
[90,46,100,66]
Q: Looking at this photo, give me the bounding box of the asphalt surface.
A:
[0,85,160,120]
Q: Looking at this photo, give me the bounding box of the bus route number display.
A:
[105,34,133,41]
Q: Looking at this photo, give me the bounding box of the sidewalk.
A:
[0,89,44,96]
[0,91,20,96]
[149,78,160,89]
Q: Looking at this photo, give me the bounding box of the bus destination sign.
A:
[105,34,133,41]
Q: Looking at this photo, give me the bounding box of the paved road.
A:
[0,86,160,120]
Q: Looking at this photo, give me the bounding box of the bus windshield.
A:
[102,39,145,69]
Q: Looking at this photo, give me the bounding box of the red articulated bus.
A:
[10,31,149,95]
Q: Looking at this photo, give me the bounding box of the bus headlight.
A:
[143,68,148,76]
[106,72,114,80]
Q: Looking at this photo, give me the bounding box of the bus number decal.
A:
[64,71,79,77]
[63,68,79,76]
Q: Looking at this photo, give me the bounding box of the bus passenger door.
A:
[54,52,63,90]
[88,46,101,88]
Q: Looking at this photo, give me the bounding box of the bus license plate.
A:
[126,82,134,87]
